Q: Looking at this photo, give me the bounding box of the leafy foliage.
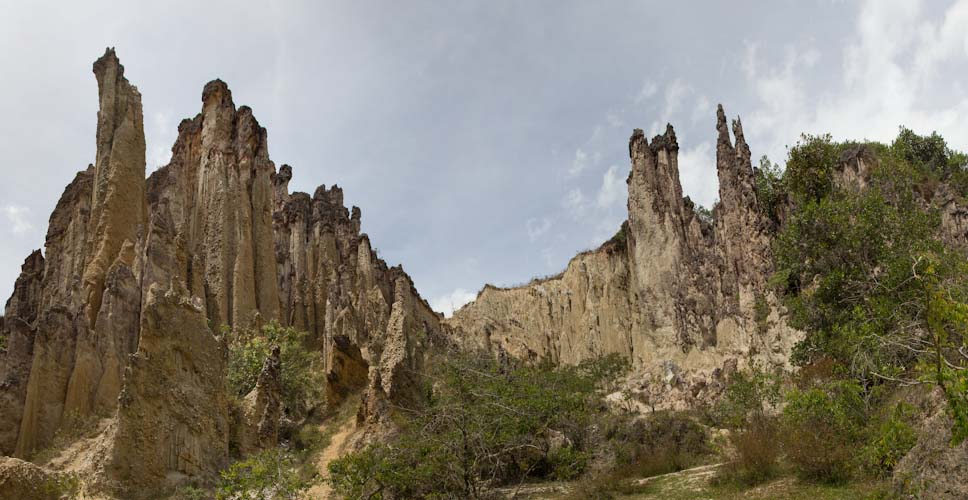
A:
[713,365,782,430]
[712,367,783,486]
[772,127,968,448]
[782,380,866,483]
[755,155,785,225]
[604,410,710,476]
[226,322,324,419]
[216,449,313,500]
[863,402,917,476]
[783,134,843,203]
[328,353,630,499]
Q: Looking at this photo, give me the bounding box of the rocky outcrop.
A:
[102,283,229,497]
[450,106,799,403]
[0,457,71,500]
[235,346,282,455]
[83,48,146,327]
[0,48,447,495]
[894,387,968,499]
[146,80,279,329]
[10,48,148,460]
[0,252,45,453]
[272,168,447,421]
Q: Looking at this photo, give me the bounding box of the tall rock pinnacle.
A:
[82,47,146,327]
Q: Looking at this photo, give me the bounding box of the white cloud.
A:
[742,0,968,166]
[430,288,477,317]
[677,142,718,209]
[663,78,690,118]
[3,204,33,235]
[606,111,625,128]
[634,80,658,104]
[568,148,588,177]
[692,94,711,124]
[563,188,586,218]
[526,217,552,241]
[596,165,625,209]
[147,111,174,170]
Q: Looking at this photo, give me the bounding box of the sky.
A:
[2,0,968,316]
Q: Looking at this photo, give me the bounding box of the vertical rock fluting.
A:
[0,49,448,494]
[12,165,97,456]
[450,107,800,406]
[146,81,279,329]
[103,283,229,498]
[83,48,146,327]
[272,170,448,418]
[0,252,45,453]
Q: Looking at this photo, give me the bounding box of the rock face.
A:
[894,387,968,500]
[0,48,446,495]
[450,106,799,404]
[235,346,282,455]
[271,167,446,419]
[103,283,229,498]
[146,80,279,328]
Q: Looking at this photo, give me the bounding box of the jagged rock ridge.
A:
[0,48,446,497]
[448,106,799,408]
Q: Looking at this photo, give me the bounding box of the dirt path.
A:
[305,419,356,499]
[632,462,724,487]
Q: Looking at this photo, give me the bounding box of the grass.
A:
[544,464,891,500]
[630,474,889,500]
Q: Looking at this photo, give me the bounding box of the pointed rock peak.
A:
[275,164,293,183]
[201,79,234,109]
[351,206,362,222]
[650,124,679,152]
[629,128,647,157]
[716,104,732,147]
[93,47,122,79]
[731,116,747,146]
[22,249,44,271]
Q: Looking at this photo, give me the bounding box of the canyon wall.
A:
[0,49,445,496]
[449,106,800,407]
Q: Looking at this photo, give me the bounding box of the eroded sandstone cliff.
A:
[0,48,446,496]
[449,106,800,408]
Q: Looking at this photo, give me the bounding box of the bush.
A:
[782,380,866,483]
[755,155,785,225]
[713,366,781,430]
[216,449,313,500]
[716,420,780,487]
[328,353,629,498]
[784,134,842,203]
[226,322,324,419]
[605,411,710,478]
[864,402,917,476]
[710,367,782,486]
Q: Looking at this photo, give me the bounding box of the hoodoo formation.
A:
[447,107,799,408]
[1,48,967,499]
[0,49,446,497]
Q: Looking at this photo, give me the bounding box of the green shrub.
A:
[864,402,917,476]
[40,472,80,500]
[716,420,780,487]
[216,449,313,500]
[605,411,710,478]
[169,485,209,500]
[784,134,842,203]
[712,367,782,487]
[328,353,628,498]
[226,322,324,419]
[712,366,781,430]
[782,380,866,483]
[755,155,786,225]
